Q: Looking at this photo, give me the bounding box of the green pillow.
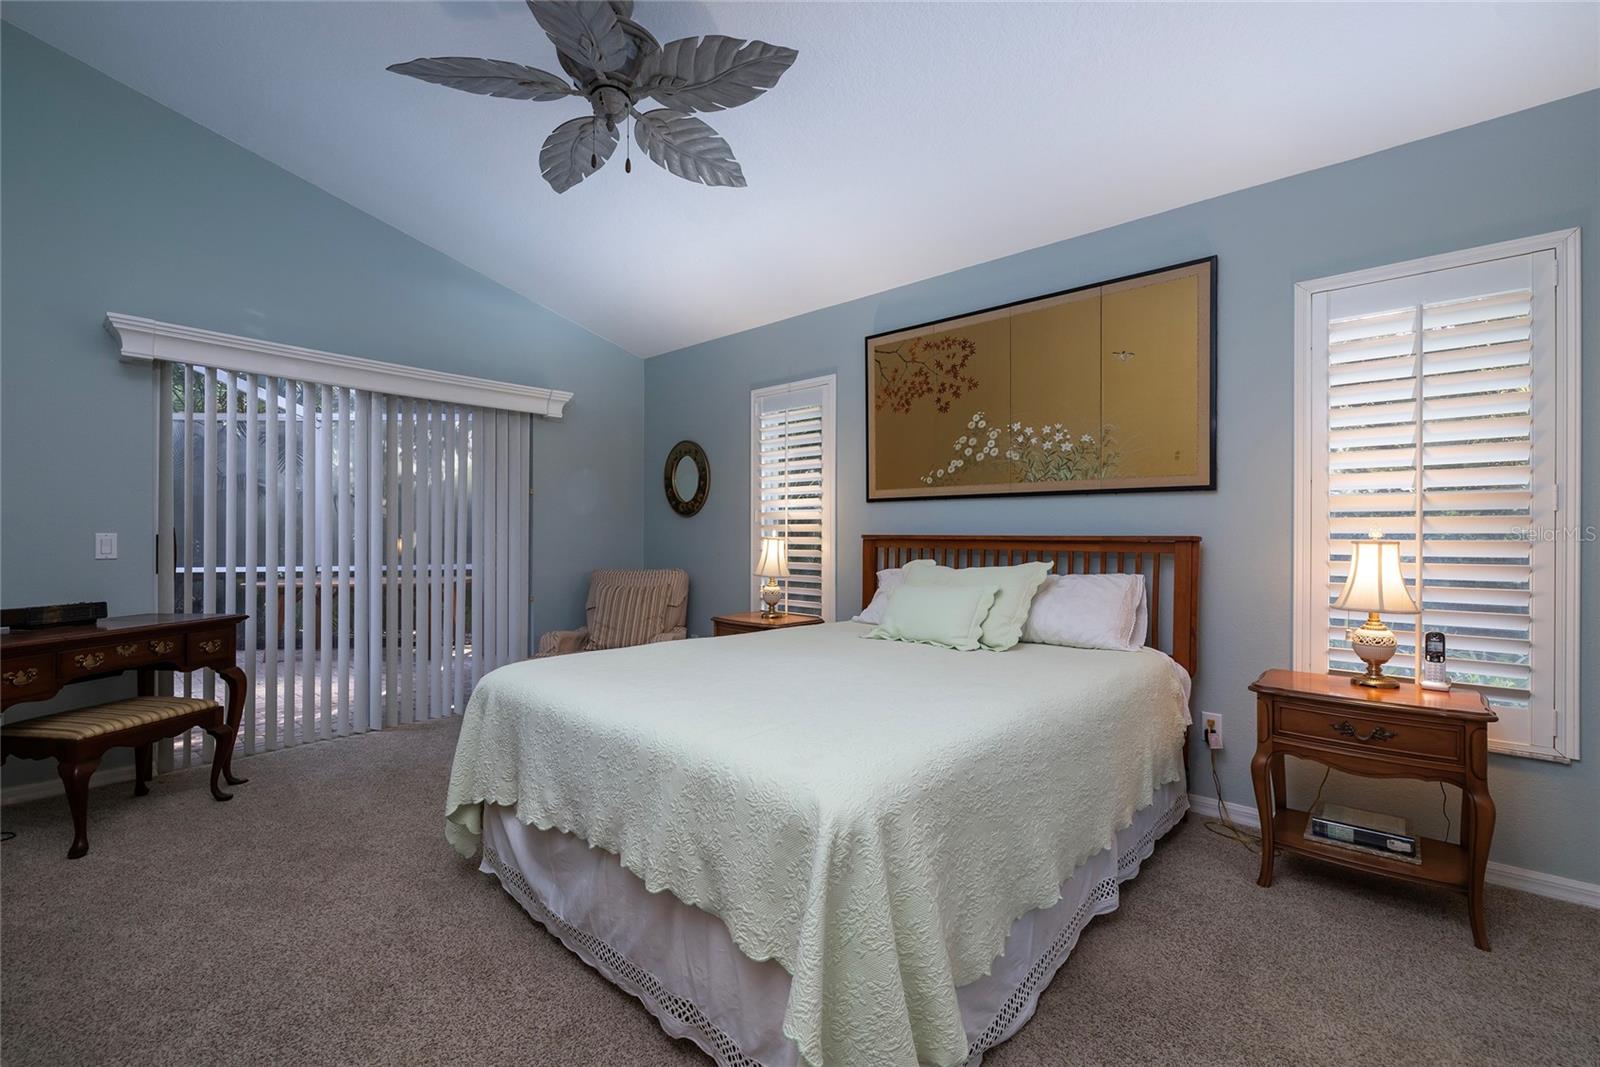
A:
[866,583,1000,652]
[900,558,1054,651]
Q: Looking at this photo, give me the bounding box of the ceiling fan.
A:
[388,1,798,193]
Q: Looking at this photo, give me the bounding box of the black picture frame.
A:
[864,255,1218,502]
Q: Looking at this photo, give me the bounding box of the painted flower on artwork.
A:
[919,409,1120,485]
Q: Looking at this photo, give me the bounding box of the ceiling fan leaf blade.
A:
[526,1,633,78]
[633,109,746,188]
[615,16,660,80]
[635,36,798,113]
[539,115,619,193]
[387,57,576,101]
[607,1,634,18]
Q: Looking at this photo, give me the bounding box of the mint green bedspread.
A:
[446,622,1189,1067]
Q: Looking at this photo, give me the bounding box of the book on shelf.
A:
[1306,802,1422,865]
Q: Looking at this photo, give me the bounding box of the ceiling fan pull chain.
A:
[625,113,632,174]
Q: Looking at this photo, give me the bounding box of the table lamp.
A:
[1333,532,1420,689]
[755,537,789,618]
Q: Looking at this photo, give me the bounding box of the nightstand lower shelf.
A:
[1271,809,1467,890]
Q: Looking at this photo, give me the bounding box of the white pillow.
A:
[1130,579,1149,647]
[852,567,905,625]
[1021,573,1145,651]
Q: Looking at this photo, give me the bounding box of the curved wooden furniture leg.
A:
[1463,724,1495,950]
[1251,745,1275,887]
[58,755,102,859]
[216,665,250,788]
[205,727,235,802]
[134,743,152,797]
[1466,796,1495,951]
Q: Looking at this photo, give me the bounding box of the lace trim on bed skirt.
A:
[483,843,763,1067]
[484,790,1188,1067]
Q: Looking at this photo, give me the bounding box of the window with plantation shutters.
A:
[1295,233,1581,761]
[752,376,836,619]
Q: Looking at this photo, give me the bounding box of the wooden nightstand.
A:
[710,611,824,637]
[1248,669,1497,950]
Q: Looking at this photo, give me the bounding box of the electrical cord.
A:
[1203,744,1261,852]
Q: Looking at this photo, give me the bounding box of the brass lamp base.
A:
[1351,664,1401,689]
[1347,610,1402,689]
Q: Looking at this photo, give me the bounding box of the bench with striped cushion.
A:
[2,695,235,859]
[2,696,220,741]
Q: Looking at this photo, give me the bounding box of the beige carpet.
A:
[3,718,1596,1067]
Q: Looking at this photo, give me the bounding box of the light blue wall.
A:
[1,27,644,781]
[644,91,1600,883]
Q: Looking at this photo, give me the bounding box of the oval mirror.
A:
[673,454,700,500]
[664,440,710,517]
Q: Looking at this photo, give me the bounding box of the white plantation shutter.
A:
[752,376,836,619]
[1298,239,1580,759]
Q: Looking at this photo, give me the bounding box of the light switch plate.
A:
[94,532,118,560]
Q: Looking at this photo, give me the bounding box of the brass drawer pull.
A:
[149,640,175,655]
[199,639,223,654]
[73,652,106,670]
[1331,720,1398,744]
[116,643,139,656]
[3,668,39,686]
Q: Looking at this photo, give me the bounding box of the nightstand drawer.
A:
[1275,701,1462,762]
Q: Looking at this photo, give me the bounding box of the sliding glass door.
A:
[155,363,530,770]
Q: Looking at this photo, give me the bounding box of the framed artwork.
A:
[866,257,1216,500]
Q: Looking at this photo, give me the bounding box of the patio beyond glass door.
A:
[155,364,531,770]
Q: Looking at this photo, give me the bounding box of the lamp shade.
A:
[1333,538,1419,614]
[755,537,790,578]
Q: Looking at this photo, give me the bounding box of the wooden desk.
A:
[1248,669,1497,949]
[2,614,249,854]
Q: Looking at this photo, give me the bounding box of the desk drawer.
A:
[187,628,235,664]
[58,640,149,680]
[1275,702,1462,763]
[1,655,56,701]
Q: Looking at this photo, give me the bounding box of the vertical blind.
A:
[752,378,835,619]
[155,363,531,770]
[1313,251,1557,747]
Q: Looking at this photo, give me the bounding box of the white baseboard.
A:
[1483,861,1600,909]
[2,765,137,806]
[1187,792,1600,910]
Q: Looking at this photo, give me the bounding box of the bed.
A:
[445,534,1200,1067]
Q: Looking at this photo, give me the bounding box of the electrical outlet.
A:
[1203,712,1223,750]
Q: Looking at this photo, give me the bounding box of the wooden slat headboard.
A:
[861,534,1201,677]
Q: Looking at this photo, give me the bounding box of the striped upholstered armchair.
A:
[534,568,690,657]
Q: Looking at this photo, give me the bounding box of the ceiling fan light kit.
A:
[388,1,798,193]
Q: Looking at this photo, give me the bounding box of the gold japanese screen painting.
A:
[866,257,1216,500]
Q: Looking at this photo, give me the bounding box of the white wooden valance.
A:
[105,312,573,418]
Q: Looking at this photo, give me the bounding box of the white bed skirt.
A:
[480,779,1188,1067]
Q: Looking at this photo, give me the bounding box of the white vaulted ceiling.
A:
[5,2,1597,357]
